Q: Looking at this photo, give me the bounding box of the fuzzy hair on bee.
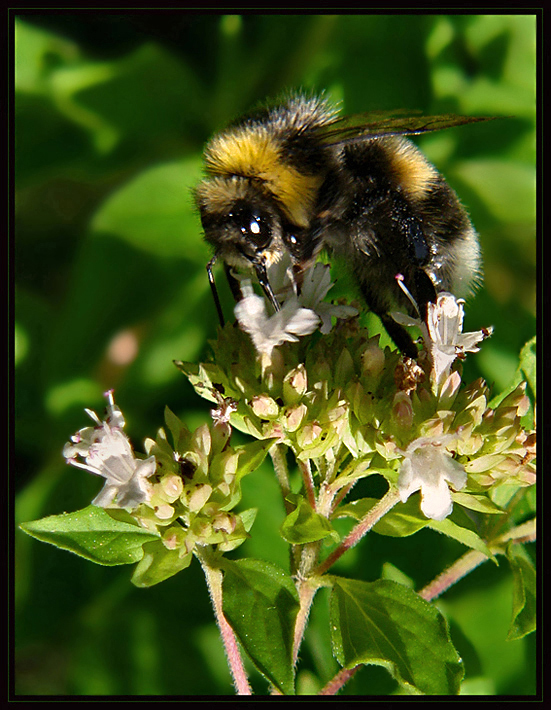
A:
[195,92,492,358]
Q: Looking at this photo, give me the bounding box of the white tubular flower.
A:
[424,293,492,385]
[235,282,320,357]
[63,390,156,510]
[397,435,467,521]
[392,291,492,387]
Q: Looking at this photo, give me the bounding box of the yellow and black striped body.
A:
[195,94,483,357]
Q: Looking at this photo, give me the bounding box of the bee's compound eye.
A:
[282,225,305,260]
[229,207,272,249]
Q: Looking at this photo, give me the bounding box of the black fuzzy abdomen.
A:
[319,138,477,317]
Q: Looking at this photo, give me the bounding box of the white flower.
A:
[424,293,492,384]
[392,291,492,387]
[298,262,357,334]
[235,282,320,357]
[397,435,467,521]
[63,390,156,510]
[235,255,356,354]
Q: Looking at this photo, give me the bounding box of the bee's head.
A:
[195,110,329,307]
[196,175,311,288]
[196,177,285,264]
[196,177,293,310]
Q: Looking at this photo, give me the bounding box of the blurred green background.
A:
[14,13,537,696]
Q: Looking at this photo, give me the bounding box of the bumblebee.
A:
[195,93,491,358]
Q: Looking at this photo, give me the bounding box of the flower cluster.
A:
[136,405,267,556]
[179,302,535,522]
[63,391,271,562]
[63,266,535,531]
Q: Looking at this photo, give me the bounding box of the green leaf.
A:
[334,496,377,521]
[238,507,258,534]
[427,517,496,563]
[506,543,536,640]
[222,559,299,695]
[373,497,429,537]
[131,540,192,587]
[336,496,428,537]
[91,158,204,258]
[489,336,537,408]
[163,405,189,452]
[174,361,219,401]
[380,562,415,588]
[217,439,275,512]
[519,336,536,399]
[281,495,339,544]
[19,506,159,566]
[235,439,276,481]
[330,578,464,695]
[451,491,504,515]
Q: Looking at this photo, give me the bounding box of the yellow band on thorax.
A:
[205,129,323,227]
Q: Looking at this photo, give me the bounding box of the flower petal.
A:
[419,475,454,521]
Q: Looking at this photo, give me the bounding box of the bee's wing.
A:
[318,111,497,146]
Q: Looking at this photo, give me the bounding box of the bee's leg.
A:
[381,267,437,358]
[413,267,437,322]
[356,272,421,359]
[378,313,419,360]
[224,263,244,303]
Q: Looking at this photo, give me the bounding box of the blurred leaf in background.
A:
[13,12,537,696]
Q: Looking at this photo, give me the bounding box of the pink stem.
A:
[319,665,361,695]
[314,488,401,576]
[419,518,537,602]
[201,562,252,695]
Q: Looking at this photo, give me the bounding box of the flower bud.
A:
[160,474,184,502]
[213,512,236,534]
[392,391,414,430]
[361,341,385,377]
[162,526,188,550]
[335,348,354,385]
[283,365,308,405]
[250,394,280,419]
[285,403,308,432]
[187,483,213,512]
[296,422,323,448]
[154,503,175,520]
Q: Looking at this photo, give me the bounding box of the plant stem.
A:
[330,479,357,514]
[200,559,252,695]
[319,665,361,695]
[298,459,317,509]
[292,580,319,666]
[270,444,293,515]
[291,476,332,665]
[419,517,536,602]
[419,549,487,602]
[270,444,301,574]
[314,487,401,576]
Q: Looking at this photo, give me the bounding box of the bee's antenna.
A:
[206,256,225,327]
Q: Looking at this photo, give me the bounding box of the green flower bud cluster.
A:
[454,380,536,490]
[133,407,267,559]
[177,318,535,514]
